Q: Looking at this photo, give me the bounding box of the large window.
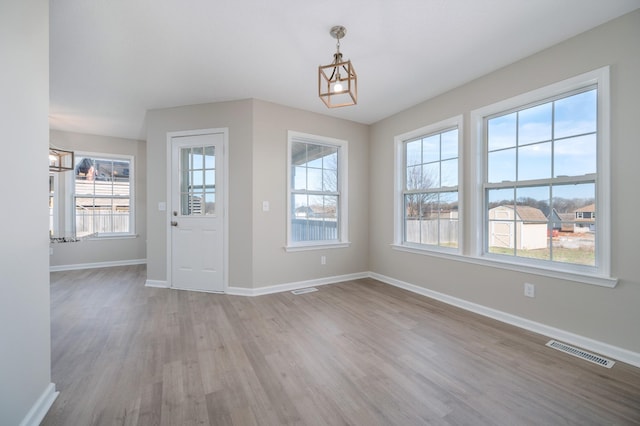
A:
[396,117,462,251]
[287,131,348,250]
[74,154,134,237]
[471,67,611,284]
[485,88,597,265]
[393,68,612,286]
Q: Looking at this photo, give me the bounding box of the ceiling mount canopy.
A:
[318,25,357,108]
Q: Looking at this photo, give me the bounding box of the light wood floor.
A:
[44,265,640,425]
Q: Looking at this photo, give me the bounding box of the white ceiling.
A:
[49,0,640,141]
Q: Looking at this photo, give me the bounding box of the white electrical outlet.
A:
[321,255,326,265]
[524,282,535,298]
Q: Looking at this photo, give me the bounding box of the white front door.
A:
[169,131,226,293]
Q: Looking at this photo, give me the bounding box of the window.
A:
[393,68,612,286]
[178,145,216,216]
[286,131,348,250]
[49,174,56,237]
[74,154,134,237]
[394,116,462,252]
[471,67,611,283]
[485,88,597,264]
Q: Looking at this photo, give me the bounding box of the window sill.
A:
[285,242,351,252]
[391,244,618,288]
[84,234,139,241]
[50,237,82,244]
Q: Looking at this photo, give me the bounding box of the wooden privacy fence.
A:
[405,219,458,245]
[76,211,130,235]
[292,218,337,241]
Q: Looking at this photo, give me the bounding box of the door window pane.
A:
[180,145,216,215]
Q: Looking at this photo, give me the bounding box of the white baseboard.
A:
[227,272,369,297]
[369,272,640,369]
[50,259,146,272]
[19,383,58,426]
[145,279,169,288]
[137,268,640,368]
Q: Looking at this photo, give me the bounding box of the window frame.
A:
[72,151,135,238]
[393,115,463,254]
[286,131,349,251]
[49,173,58,237]
[469,66,613,287]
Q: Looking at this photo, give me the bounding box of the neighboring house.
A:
[295,204,336,219]
[574,203,596,233]
[488,205,547,250]
[547,208,575,233]
[293,205,337,241]
[294,206,315,218]
[547,205,596,234]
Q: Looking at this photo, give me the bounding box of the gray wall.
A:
[145,99,369,289]
[369,10,640,353]
[49,130,147,268]
[146,100,254,287]
[0,0,52,424]
[251,100,369,287]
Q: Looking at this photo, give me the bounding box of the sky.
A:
[487,88,597,196]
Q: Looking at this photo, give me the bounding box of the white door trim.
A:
[165,128,229,292]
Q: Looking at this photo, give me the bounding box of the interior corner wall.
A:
[145,100,254,288]
[48,130,147,268]
[146,99,369,290]
[251,100,370,288]
[368,10,640,353]
[0,0,53,424]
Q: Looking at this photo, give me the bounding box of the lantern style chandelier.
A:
[318,25,357,108]
[49,147,74,172]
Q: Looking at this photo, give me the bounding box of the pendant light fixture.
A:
[49,147,74,172]
[318,25,357,108]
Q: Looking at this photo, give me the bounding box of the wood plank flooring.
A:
[44,265,640,425]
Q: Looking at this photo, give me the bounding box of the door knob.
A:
[171,221,178,227]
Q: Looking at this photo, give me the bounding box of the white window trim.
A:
[49,173,58,237]
[393,115,464,254]
[285,131,350,251]
[466,66,614,287]
[72,151,136,238]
